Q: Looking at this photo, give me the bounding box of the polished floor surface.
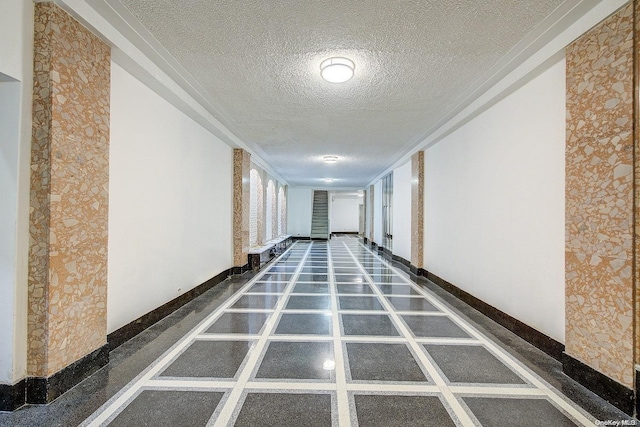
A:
[75,238,599,426]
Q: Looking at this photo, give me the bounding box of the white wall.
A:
[0,0,33,385]
[287,188,313,237]
[330,196,361,233]
[108,62,233,333]
[392,161,411,261]
[424,56,566,342]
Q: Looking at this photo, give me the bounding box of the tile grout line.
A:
[341,241,476,427]
[81,243,303,427]
[210,242,314,427]
[327,241,352,427]
[141,378,549,396]
[355,240,595,426]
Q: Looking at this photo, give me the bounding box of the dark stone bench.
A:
[247,235,292,270]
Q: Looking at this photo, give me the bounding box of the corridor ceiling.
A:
[94,0,572,188]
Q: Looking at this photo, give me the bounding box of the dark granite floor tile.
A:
[338,296,384,311]
[285,295,332,310]
[336,283,374,294]
[334,267,363,274]
[260,273,293,282]
[402,315,470,338]
[370,275,405,284]
[386,296,439,312]
[342,314,399,336]
[424,344,526,384]
[256,342,333,380]
[304,261,328,267]
[464,397,578,426]
[377,284,421,296]
[292,283,330,293]
[347,343,428,382]
[354,394,455,427]
[205,312,270,334]
[109,390,224,427]
[333,274,366,283]
[275,313,332,335]
[364,268,395,275]
[231,294,280,309]
[297,273,329,282]
[160,340,251,378]
[267,266,298,273]
[235,393,332,427]
[300,267,329,274]
[248,282,288,293]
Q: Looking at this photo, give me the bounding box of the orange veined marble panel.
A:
[29,2,110,376]
[411,151,424,267]
[565,3,634,387]
[233,149,251,266]
[635,0,640,367]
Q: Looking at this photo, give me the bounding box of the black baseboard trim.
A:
[292,236,311,240]
[332,232,359,235]
[0,379,25,412]
[26,344,109,405]
[420,270,565,361]
[231,263,250,275]
[391,254,411,268]
[563,353,634,415]
[636,369,640,416]
[108,268,232,351]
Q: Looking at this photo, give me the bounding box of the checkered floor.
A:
[82,238,594,426]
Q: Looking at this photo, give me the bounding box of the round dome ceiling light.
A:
[320,57,355,83]
[323,155,338,163]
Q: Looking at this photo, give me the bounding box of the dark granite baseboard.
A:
[421,270,564,361]
[108,268,232,351]
[26,344,109,405]
[636,369,640,416]
[0,379,25,412]
[292,236,311,240]
[391,254,411,267]
[563,353,634,415]
[231,263,251,275]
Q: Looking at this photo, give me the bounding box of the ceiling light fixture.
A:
[323,178,335,183]
[323,155,338,163]
[320,57,355,83]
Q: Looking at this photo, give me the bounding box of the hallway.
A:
[3,237,629,426]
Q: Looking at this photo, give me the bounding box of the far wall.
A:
[330,195,362,233]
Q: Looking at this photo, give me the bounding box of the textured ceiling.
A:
[113,0,563,187]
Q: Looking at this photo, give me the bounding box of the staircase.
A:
[310,190,329,239]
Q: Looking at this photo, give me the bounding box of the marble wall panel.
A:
[635,0,640,366]
[28,2,110,376]
[233,149,251,266]
[411,151,424,267]
[565,3,634,387]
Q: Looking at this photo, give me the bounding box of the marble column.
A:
[28,2,110,400]
[233,149,251,266]
[565,2,634,389]
[411,151,424,268]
